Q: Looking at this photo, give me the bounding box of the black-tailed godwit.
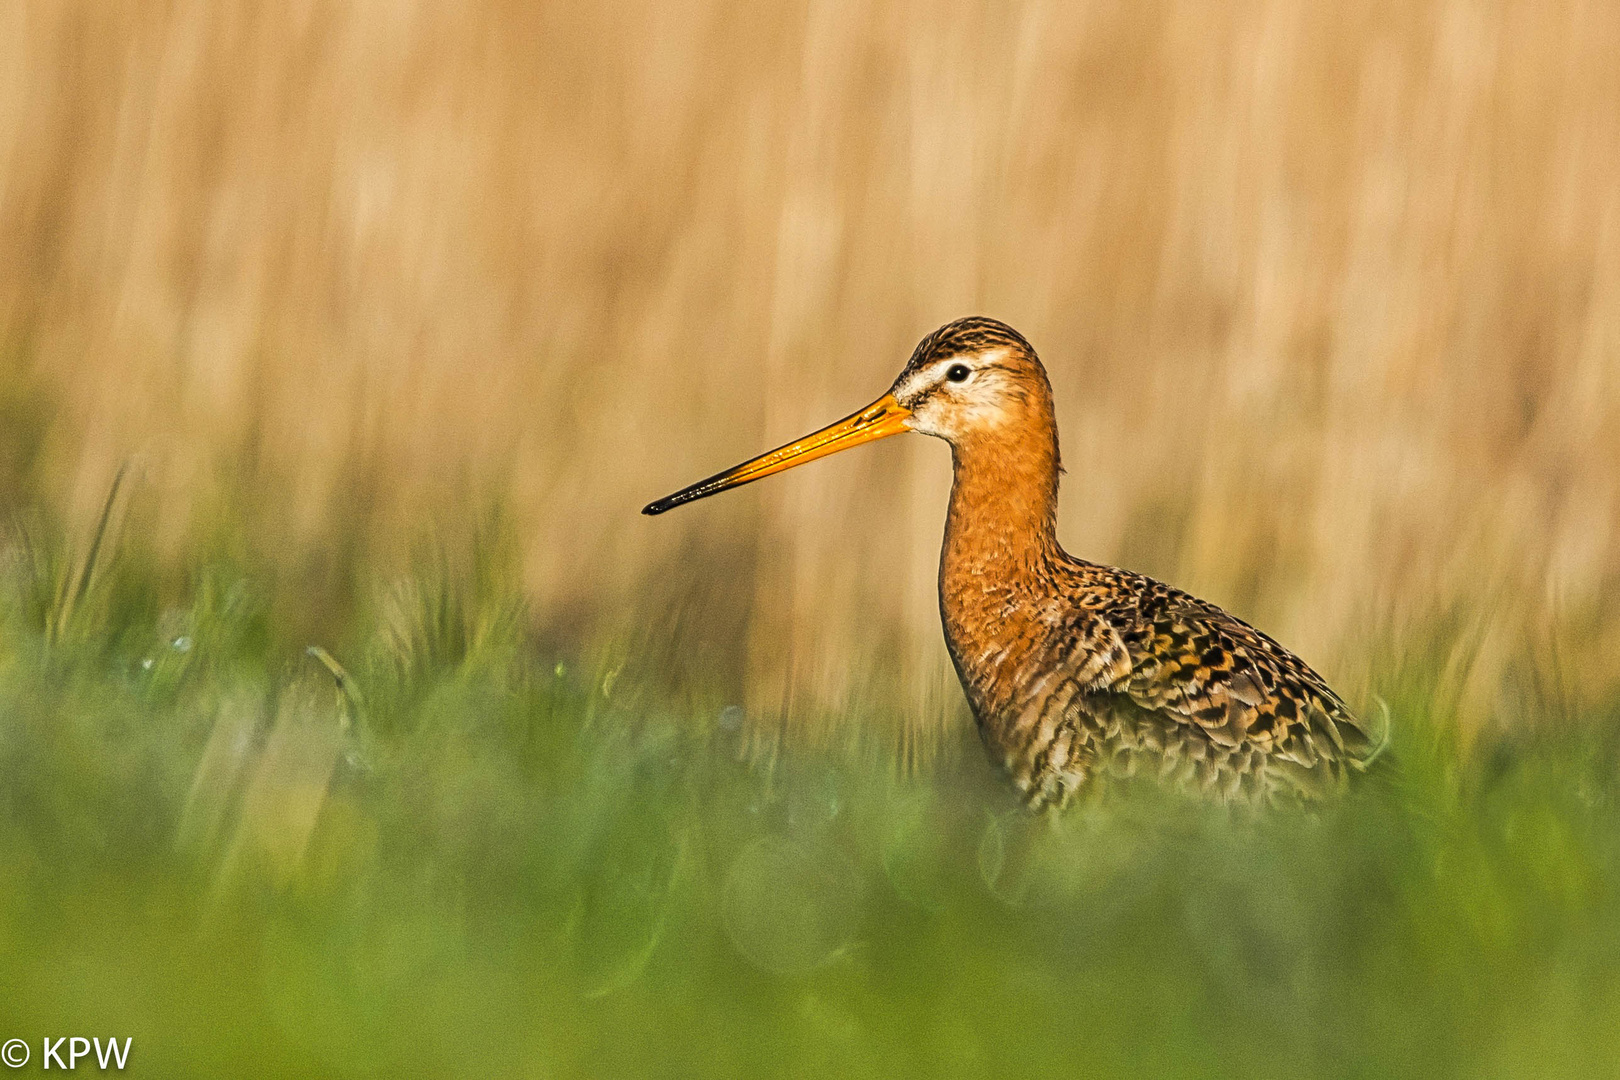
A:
[645,317,1383,805]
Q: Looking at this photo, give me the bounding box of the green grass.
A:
[0,515,1617,1079]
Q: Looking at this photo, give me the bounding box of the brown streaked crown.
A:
[901,316,1038,376]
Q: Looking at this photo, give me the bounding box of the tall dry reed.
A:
[1,0,1616,734]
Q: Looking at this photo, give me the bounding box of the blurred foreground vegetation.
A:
[0,505,1617,1080]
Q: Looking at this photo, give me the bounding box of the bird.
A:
[643,317,1386,807]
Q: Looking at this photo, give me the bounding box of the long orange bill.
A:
[642,394,913,515]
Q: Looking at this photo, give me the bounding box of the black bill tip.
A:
[641,477,729,516]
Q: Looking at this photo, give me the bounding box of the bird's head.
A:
[889,317,1053,445]
[642,316,1054,516]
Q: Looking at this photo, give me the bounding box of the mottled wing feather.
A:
[1058,569,1379,800]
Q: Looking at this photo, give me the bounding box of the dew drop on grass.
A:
[577,830,680,999]
[978,810,1044,908]
[721,836,860,975]
[883,797,953,912]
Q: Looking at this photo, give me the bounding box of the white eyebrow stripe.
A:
[895,346,1010,399]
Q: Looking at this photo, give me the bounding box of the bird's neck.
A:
[938,416,1065,722]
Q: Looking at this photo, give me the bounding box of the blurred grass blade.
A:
[306,644,364,725]
[48,460,129,647]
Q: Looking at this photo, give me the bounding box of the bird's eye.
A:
[946,363,971,383]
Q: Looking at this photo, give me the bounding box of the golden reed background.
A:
[1,1,1616,729]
